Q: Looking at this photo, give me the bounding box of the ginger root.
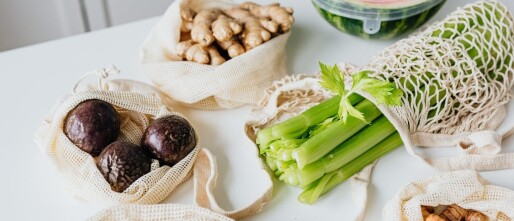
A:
[175,2,294,65]
[224,7,271,50]
[465,210,488,221]
[217,38,245,58]
[176,40,224,65]
[180,8,196,32]
[240,2,294,32]
[212,15,242,42]
[207,46,226,65]
[191,9,221,46]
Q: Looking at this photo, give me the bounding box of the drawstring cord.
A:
[73,65,120,94]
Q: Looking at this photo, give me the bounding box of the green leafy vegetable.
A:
[319,63,402,123]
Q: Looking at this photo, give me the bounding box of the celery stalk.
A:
[298,133,402,204]
[256,94,363,148]
[284,116,396,187]
[292,99,382,168]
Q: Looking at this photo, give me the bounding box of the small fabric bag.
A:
[383,170,514,221]
[34,67,201,204]
[140,0,290,110]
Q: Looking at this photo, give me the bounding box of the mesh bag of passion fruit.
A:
[140,0,290,110]
[34,67,200,205]
[35,67,272,220]
[383,170,514,221]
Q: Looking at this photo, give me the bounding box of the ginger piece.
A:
[224,7,271,50]
[207,46,225,65]
[259,18,279,33]
[176,40,194,58]
[176,40,223,65]
[181,21,193,32]
[422,206,435,220]
[212,15,242,42]
[442,204,467,221]
[186,44,209,64]
[181,8,196,22]
[217,38,245,58]
[465,210,488,221]
[426,214,449,221]
[240,2,294,32]
[180,8,195,32]
[191,9,221,46]
[176,40,209,64]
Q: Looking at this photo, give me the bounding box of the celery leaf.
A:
[319,63,402,123]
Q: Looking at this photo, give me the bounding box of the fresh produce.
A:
[142,115,197,166]
[64,99,120,156]
[257,0,513,204]
[311,0,445,39]
[64,99,198,192]
[421,204,488,221]
[176,2,294,65]
[97,141,152,192]
[256,63,403,203]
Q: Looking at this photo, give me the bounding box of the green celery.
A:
[256,94,363,148]
[284,116,396,187]
[292,99,382,169]
[298,132,402,204]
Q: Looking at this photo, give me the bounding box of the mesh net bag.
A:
[383,170,514,221]
[354,0,514,171]
[34,67,200,204]
[140,0,290,110]
[36,68,273,220]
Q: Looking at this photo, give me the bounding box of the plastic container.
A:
[312,0,445,39]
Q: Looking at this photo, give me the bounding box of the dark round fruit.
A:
[97,141,152,192]
[64,99,120,156]
[142,115,197,166]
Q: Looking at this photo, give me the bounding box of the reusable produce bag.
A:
[34,67,200,204]
[383,170,514,221]
[35,67,273,220]
[358,0,514,171]
[140,0,290,110]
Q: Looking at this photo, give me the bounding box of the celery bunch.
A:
[256,1,512,204]
[256,63,403,204]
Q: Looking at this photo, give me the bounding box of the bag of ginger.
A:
[140,0,293,110]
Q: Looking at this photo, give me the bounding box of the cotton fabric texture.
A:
[383,170,514,221]
[34,71,200,205]
[140,0,290,110]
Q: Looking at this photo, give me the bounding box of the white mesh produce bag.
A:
[140,0,290,110]
[34,67,201,204]
[358,0,514,171]
[35,67,273,220]
[383,170,514,221]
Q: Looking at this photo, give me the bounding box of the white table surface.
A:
[2,0,514,220]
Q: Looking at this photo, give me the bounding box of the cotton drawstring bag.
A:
[35,67,274,219]
[34,66,201,204]
[140,0,291,110]
[383,170,514,221]
[245,0,514,220]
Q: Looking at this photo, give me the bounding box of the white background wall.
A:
[0,0,173,51]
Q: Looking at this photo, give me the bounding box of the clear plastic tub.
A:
[312,0,445,39]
